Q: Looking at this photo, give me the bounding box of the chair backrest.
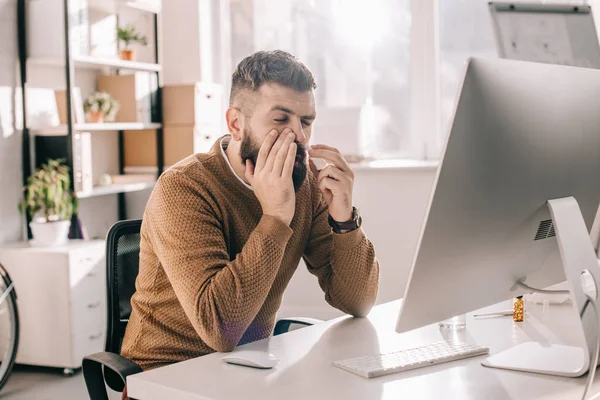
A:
[105,219,142,355]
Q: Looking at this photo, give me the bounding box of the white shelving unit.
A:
[31,122,163,136]
[76,181,156,199]
[19,0,164,226]
[28,55,162,72]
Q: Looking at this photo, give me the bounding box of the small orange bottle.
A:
[513,296,524,322]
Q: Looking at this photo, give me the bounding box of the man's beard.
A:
[240,127,307,192]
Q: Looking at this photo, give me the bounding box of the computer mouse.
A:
[221,350,279,369]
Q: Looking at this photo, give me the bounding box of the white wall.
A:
[0,0,25,244]
[278,167,436,320]
[162,0,229,86]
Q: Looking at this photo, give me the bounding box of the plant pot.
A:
[29,220,71,247]
[120,49,136,61]
[87,111,104,123]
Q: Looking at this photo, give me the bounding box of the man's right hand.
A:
[245,128,297,226]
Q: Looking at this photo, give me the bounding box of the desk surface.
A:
[127,299,598,400]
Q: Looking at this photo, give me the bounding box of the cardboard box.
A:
[97,73,157,123]
[162,83,222,125]
[164,125,194,165]
[124,125,198,167]
[55,88,85,124]
[124,129,157,167]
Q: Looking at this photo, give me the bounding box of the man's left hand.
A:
[308,144,354,222]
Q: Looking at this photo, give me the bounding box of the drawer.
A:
[71,299,105,367]
[71,294,105,337]
[70,261,105,303]
[72,327,105,368]
[69,247,104,286]
[70,246,104,270]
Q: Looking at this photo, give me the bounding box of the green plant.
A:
[117,24,148,49]
[83,91,120,121]
[18,159,78,223]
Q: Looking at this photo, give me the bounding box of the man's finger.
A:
[318,176,337,201]
[255,129,279,171]
[282,142,296,178]
[309,148,350,173]
[264,128,292,172]
[272,131,296,175]
[310,144,341,153]
[317,165,345,185]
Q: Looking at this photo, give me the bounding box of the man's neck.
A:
[224,139,251,186]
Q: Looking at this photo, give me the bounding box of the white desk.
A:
[127,299,599,400]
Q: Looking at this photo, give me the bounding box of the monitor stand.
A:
[481,196,600,377]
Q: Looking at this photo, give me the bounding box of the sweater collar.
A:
[217,135,254,192]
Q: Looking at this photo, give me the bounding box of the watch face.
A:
[352,207,361,224]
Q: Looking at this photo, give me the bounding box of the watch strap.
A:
[328,207,361,233]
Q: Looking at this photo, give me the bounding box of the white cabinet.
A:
[0,240,106,369]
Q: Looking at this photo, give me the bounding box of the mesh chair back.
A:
[105,219,142,355]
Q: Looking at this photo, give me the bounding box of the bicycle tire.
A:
[0,266,19,392]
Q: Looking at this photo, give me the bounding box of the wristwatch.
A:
[328,207,362,234]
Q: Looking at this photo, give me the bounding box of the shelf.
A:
[123,1,160,13]
[28,55,161,72]
[87,0,161,14]
[77,181,156,199]
[31,123,162,136]
[124,165,172,174]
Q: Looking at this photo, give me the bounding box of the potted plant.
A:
[18,159,78,247]
[117,24,148,61]
[83,91,120,123]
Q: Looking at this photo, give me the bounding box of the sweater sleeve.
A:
[302,175,379,317]
[144,170,293,352]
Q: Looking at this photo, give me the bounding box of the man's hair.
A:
[230,50,317,112]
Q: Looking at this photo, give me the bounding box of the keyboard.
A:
[333,340,490,378]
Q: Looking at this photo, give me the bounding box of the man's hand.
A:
[245,128,297,226]
[309,144,354,223]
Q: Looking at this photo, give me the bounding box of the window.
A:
[228,0,600,161]
[229,0,412,159]
[438,0,498,138]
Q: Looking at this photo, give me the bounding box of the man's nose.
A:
[291,121,307,144]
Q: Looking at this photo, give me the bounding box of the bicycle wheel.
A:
[0,266,19,391]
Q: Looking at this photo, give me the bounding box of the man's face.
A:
[239,83,317,192]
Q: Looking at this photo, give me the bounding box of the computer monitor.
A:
[396,57,600,376]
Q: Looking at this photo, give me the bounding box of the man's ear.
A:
[226,107,243,141]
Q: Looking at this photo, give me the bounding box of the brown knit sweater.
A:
[120,136,379,371]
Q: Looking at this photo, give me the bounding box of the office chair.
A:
[82,219,322,399]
